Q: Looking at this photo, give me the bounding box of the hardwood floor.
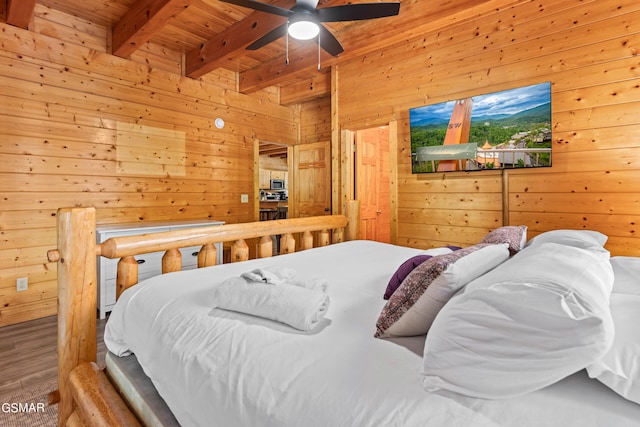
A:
[0,315,108,397]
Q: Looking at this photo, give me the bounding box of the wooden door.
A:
[293,141,331,217]
[356,127,390,242]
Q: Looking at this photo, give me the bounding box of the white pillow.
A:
[526,229,607,250]
[610,256,640,295]
[587,294,640,405]
[422,242,614,399]
[586,256,640,404]
[375,243,509,338]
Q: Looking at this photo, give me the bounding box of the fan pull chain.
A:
[317,30,321,71]
[285,22,290,66]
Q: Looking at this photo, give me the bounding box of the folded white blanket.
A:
[212,277,330,331]
[241,266,295,285]
[241,266,328,292]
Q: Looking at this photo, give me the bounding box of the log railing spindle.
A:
[318,229,330,247]
[257,236,274,258]
[301,230,313,250]
[231,239,249,261]
[198,243,217,268]
[162,248,182,273]
[280,233,295,254]
[116,256,138,299]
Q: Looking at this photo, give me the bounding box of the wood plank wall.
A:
[300,96,331,144]
[336,0,640,256]
[0,14,297,325]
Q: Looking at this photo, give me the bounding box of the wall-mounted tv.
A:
[410,82,552,174]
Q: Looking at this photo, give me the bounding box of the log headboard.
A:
[47,200,360,426]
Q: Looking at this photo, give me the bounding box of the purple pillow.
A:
[383,255,432,300]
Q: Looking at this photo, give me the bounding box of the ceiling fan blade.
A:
[246,23,289,50]
[219,0,293,18]
[317,3,400,22]
[318,25,344,57]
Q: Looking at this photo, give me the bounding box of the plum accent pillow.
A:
[383,247,456,300]
[526,229,607,250]
[586,256,640,405]
[375,243,510,338]
[479,225,527,256]
[383,255,433,300]
[422,242,614,399]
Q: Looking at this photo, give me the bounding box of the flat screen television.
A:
[410,82,552,174]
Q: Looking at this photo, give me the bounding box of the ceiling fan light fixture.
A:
[288,9,319,40]
[288,20,319,40]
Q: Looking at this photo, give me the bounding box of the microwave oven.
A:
[270,179,285,190]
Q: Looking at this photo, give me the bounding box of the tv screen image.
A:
[410,82,552,174]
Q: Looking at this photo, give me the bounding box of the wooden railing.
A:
[46,200,360,426]
[106,215,351,299]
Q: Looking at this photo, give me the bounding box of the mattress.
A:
[104,240,640,427]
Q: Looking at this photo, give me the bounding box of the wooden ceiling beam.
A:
[241,47,336,93]
[185,0,352,80]
[112,0,192,58]
[6,0,36,29]
[185,0,295,79]
[280,71,331,105]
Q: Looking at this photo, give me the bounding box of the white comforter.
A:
[105,240,640,427]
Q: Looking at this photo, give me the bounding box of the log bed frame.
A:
[46,201,360,426]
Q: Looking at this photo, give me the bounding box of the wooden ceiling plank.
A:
[185,0,295,79]
[112,0,193,58]
[6,0,36,29]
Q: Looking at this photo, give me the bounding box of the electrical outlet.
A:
[16,277,28,292]
[241,194,249,203]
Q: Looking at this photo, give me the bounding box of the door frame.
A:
[255,140,293,220]
[341,120,398,244]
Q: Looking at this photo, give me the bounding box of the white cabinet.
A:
[96,219,224,319]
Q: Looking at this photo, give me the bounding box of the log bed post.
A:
[54,207,98,426]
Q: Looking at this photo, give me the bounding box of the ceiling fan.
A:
[220,0,401,57]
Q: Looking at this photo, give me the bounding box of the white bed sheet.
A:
[104,240,640,427]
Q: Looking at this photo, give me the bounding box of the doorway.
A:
[353,126,391,243]
[258,141,289,219]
